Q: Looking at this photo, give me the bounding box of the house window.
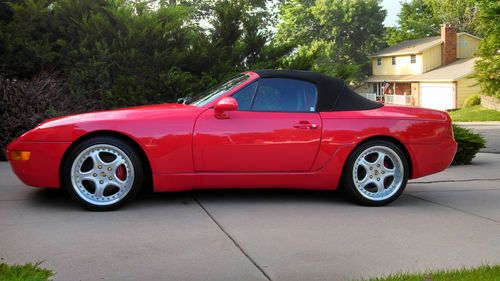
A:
[410,55,416,64]
[376,58,381,66]
[392,57,396,65]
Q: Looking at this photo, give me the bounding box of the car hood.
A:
[37,103,197,129]
[17,103,201,142]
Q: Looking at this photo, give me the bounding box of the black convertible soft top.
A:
[254,70,382,112]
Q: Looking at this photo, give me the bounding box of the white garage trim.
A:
[419,83,456,111]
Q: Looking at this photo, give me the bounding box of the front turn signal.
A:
[11,150,31,161]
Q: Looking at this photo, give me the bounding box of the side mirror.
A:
[214,97,238,119]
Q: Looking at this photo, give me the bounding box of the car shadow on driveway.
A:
[26,186,420,211]
[193,189,348,205]
[28,188,80,211]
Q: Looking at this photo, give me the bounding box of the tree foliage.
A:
[385,0,440,45]
[427,0,480,34]
[0,0,293,108]
[474,0,500,98]
[386,0,480,46]
[275,0,387,81]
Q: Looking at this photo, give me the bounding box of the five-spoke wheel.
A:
[63,137,143,211]
[342,140,408,206]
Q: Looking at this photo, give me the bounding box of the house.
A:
[356,24,481,111]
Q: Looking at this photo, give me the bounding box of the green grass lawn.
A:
[1,262,499,281]
[360,264,500,281]
[0,262,54,281]
[449,105,500,122]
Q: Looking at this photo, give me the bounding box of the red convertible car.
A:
[7,70,457,210]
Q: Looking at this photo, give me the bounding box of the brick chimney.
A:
[441,24,457,65]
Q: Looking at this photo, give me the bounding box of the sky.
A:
[381,0,403,27]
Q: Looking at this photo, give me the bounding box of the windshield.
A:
[188,74,250,106]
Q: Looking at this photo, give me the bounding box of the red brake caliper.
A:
[116,165,126,181]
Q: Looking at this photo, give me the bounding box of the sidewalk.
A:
[411,153,500,183]
[454,123,500,154]
[454,121,500,126]
[1,154,499,281]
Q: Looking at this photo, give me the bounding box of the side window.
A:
[252,78,317,112]
[231,81,257,111]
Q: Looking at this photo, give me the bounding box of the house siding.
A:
[456,76,480,107]
[457,34,480,58]
[422,45,442,72]
[372,54,423,75]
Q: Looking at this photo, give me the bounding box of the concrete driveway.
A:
[1,153,500,281]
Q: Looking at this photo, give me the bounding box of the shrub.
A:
[0,0,294,109]
[452,124,486,165]
[0,72,98,160]
[463,94,481,107]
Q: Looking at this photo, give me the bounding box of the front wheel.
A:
[62,136,143,211]
[342,140,409,206]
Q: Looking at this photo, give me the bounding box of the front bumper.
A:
[7,140,72,188]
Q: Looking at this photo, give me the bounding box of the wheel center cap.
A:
[100,171,107,177]
[374,170,379,175]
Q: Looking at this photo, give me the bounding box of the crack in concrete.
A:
[404,193,500,224]
[410,178,500,184]
[192,195,272,281]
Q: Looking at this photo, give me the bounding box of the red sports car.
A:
[7,70,457,211]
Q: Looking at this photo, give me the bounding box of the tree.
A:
[474,0,500,98]
[387,0,481,46]
[427,0,480,35]
[385,0,440,45]
[0,0,294,107]
[275,0,387,81]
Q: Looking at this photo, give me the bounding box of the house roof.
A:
[411,57,477,82]
[366,58,477,83]
[371,32,481,57]
[366,75,417,83]
[372,36,441,57]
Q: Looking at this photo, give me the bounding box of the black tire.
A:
[62,136,144,211]
[341,140,409,206]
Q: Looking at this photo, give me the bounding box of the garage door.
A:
[420,83,455,111]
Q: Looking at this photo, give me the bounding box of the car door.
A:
[193,78,322,172]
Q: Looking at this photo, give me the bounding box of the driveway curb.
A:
[454,121,500,126]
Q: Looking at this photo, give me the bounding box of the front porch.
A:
[358,82,416,106]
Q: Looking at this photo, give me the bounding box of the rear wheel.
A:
[342,140,409,206]
[63,136,143,211]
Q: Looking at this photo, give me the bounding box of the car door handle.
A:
[293,121,318,130]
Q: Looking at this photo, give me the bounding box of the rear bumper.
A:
[408,138,457,179]
[7,140,72,188]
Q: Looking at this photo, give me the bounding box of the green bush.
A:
[463,94,481,107]
[0,262,54,281]
[452,124,486,165]
[0,72,97,160]
[0,0,293,109]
